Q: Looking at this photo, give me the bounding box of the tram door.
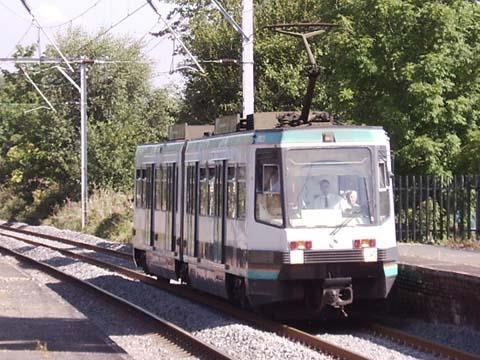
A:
[213,160,226,263]
[145,164,155,247]
[165,163,177,252]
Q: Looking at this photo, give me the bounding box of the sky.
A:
[0,0,183,87]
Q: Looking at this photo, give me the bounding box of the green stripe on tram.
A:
[256,128,383,144]
[247,270,279,280]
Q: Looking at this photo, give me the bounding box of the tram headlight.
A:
[353,239,376,248]
[289,240,312,250]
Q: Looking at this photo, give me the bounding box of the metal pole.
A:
[241,0,254,119]
[80,61,88,228]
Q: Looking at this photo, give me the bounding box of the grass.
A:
[43,188,133,243]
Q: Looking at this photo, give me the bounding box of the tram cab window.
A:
[199,166,208,216]
[285,148,374,228]
[255,149,284,227]
[237,165,246,219]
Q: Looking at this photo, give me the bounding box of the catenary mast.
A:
[241,0,254,121]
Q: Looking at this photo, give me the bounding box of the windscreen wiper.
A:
[329,215,356,236]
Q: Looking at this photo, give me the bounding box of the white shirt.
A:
[313,193,341,209]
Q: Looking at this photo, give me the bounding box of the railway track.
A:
[0,243,231,360]
[1,225,478,360]
[0,224,131,260]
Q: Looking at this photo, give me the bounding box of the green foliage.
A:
[169,0,327,123]
[321,0,480,175]
[44,188,133,243]
[455,130,480,174]
[0,28,176,222]
[168,0,480,175]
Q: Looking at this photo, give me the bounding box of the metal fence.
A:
[394,175,480,242]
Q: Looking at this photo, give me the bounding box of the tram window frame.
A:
[255,149,285,228]
[237,164,246,219]
[199,165,208,216]
[227,165,237,219]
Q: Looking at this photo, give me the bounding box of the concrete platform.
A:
[0,255,127,359]
[398,242,480,277]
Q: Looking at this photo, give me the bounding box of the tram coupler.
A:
[321,277,353,310]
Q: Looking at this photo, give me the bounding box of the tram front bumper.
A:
[245,260,397,307]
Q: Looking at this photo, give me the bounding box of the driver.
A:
[313,179,341,209]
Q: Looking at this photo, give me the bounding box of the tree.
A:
[320,0,480,176]
[169,0,328,123]
[0,28,176,221]
[167,0,480,175]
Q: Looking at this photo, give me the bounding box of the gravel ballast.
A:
[0,231,331,360]
[2,222,479,359]
[0,254,190,360]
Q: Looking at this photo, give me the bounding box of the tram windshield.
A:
[285,148,374,228]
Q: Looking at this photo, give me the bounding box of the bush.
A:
[0,188,27,221]
[44,188,133,243]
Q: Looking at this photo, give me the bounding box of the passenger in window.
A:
[313,179,341,209]
[268,169,280,193]
[342,190,361,213]
[263,166,280,193]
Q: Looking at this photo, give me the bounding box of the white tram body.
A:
[132,120,398,313]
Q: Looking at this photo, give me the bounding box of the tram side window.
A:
[141,169,147,208]
[146,167,152,209]
[186,163,197,215]
[155,166,162,210]
[199,166,208,216]
[161,165,167,211]
[255,149,284,227]
[227,165,236,219]
[237,165,246,219]
[135,169,142,207]
[208,166,215,216]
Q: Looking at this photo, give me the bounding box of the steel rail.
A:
[4,229,477,360]
[0,243,231,360]
[0,230,367,360]
[364,322,480,360]
[0,224,130,260]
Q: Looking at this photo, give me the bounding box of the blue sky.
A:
[0,0,182,87]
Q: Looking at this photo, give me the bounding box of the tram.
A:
[132,112,398,316]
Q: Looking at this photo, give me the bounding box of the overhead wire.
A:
[20,66,56,112]
[7,20,35,56]
[0,0,30,22]
[146,0,205,73]
[139,19,161,43]
[78,1,149,52]
[17,0,74,72]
